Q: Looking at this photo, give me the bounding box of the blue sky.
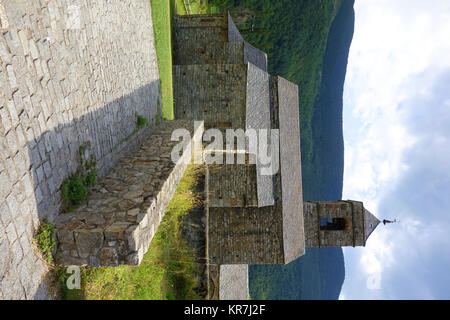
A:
[340,0,450,300]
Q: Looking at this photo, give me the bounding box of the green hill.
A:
[209,0,355,300]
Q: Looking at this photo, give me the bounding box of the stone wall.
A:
[172,14,228,59]
[208,205,284,265]
[303,201,365,247]
[206,262,250,301]
[207,263,220,300]
[206,164,258,208]
[173,41,244,66]
[0,0,159,299]
[173,64,247,128]
[172,13,267,72]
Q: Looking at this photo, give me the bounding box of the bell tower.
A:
[303,200,380,247]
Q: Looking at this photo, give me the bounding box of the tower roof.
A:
[364,208,381,244]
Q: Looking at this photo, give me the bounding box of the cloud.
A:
[341,0,450,299]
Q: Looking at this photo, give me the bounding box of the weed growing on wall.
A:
[136,112,150,129]
[34,222,56,264]
[109,112,151,154]
[61,145,98,212]
[155,108,162,126]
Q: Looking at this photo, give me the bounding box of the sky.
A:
[340,0,450,300]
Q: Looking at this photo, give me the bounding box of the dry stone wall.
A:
[0,0,159,299]
[55,120,203,267]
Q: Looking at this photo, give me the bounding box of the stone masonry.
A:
[303,201,380,247]
[172,13,304,299]
[0,0,160,299]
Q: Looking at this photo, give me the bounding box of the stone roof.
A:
[244,42,268,73]
[219,265,249,300]
[228,13,268,72]
[227,12,244,42]
[277,76,305,263]
[364,208,381,244]
[246,63,274,207]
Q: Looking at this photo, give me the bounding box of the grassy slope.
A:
[151,0,209,119]
[176,0,209,14]
[62,165,204,300]
[151,0,174,119]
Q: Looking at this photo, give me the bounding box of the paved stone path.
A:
[0,1,160,299]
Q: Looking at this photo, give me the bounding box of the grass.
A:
[150,0,208,120]
[60,165,204,300]
[61,146,98,212]
[61,173,88,212]
[175,0,187,15]
[176,0,209,14]
[151,0,175,120]
[35,223,56,264]
[136,112,150,130]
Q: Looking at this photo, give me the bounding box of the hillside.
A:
[306,0,355,202]
[209,0,354,299]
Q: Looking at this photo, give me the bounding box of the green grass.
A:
[206,0,219,13]
[61,146,98,212]
[151,0,175,120]
[151,0,207,120]
[60,165,204,300]
[136,112,150,130]
[175,0,209,15]
[35,223,56,264]
[175,0,187,14]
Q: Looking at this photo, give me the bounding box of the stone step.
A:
[54,120,204,267]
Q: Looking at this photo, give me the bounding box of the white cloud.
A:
[342,0,450,299]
